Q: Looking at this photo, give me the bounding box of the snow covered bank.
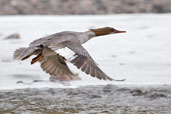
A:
[0,14,171,89]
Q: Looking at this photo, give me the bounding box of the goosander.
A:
[14,27,126,81]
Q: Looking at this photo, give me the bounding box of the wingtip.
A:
[111,78,126,82]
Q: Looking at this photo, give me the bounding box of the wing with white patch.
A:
[63,41,116,81]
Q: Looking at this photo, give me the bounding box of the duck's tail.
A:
[13,47,33,60]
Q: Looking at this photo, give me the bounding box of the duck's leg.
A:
[31,47,45,64]
[21,55,32,61]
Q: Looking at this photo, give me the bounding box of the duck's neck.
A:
[86,31,96,38]
[79,31,96,44]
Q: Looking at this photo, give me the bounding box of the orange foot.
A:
[21,55,31,61]
[31,47,45,64]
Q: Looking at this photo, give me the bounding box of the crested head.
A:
[90,27,126,36]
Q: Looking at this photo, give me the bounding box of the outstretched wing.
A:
[64,41,119,81]
[39,50,79,81]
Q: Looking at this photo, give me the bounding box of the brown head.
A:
[90,27,126,36]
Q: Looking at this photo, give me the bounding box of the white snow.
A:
[0,14,171,89]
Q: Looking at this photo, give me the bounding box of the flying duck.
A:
[13,27,126,81]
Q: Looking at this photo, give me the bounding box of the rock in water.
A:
[4,33,20,40]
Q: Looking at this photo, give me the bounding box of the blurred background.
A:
[0,0,171,15]
[0,0,171,90]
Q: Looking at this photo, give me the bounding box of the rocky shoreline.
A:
[0,85,171,114]
[0,0,171,15]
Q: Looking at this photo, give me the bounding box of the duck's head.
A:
[90,27,126,36]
